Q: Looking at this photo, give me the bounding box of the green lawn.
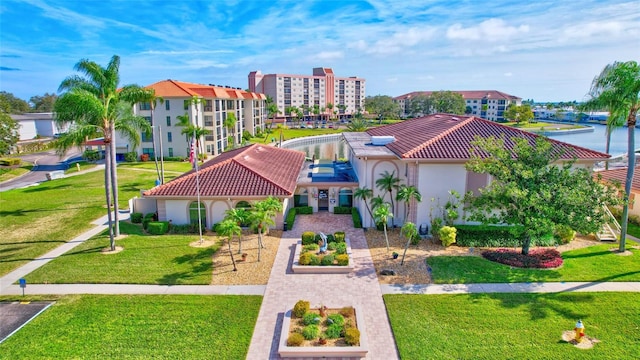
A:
[505,121,586,130]
[385,292,640,360]
[118,160,192,173]
[25,224,219,284]
[430,244,640,284]
[249,127,343,144]
[0,169,177,277]
[64,160,97,174]
[0,294,262,359]
[0,162,33,182]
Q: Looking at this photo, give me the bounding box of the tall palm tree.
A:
[376,170,401,227]
[326,102,334,123]
[224,207,250,253]
[224,112,237,149]
[354,187,374,228]
[373,202,393,252]
[135,89,164,183]
[176,112,209,159]
[250,196,283,261]
[396,185,422,224]
[312,104,321,126]
[54,55,149,249]
[265,95,279,135]
[217,219,241,271]
[285,105,297,126]
[400,222,418,266]
[587,61,640,252]
[275,123,287,147]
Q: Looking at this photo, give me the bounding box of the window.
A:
[339,189,353,207]
[294,189,309,207]
[204,100,212,112]
[142,148,154,157]
[184,100,189,110]
[166,116,171,126]
[189,201,206,228]
[141,117,153,142]
[236,201,252,209]
[139,102,151,110]
[165,100,170,110]
[167,132,172,143]
[168,148,173,157]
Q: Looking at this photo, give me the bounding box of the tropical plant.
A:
[250,196,283,261]
[275,123,287,147]
[264,95,280,136]
[584,61,640,252]
[224,112,237,148]
[400,222,418,265]
[135,88,164,183]
[53,55,150,250]
[354,187,374,228]
[373,202,393,252]
[376,170,401,227]
[224,207,250,253]
[443,190,462,226]
[0,112,19,155]
[216,219,240,271]
[396,185,422,223]
[345,118,369,132]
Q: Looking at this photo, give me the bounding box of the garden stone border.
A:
[278,304,369,358]
[291,238,355,273]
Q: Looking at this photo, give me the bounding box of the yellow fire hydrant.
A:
[574,320,585,343]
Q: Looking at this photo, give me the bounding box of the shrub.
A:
[170,224,197,234]
[314,233,322,243]
[455,225,556,247]
[299,252,313,265]
[302,325,320,340]
[83,149,100,162]
[482,248,563,269]
[140,153,150,162]
[295,206,313,215]
[287,333,304,346]
[410,233,421,245]
[327,242,337,251]
[334,231,346,242]
[303,312,321,325]
[339,306,355,318]
[335,242,347,255]
[302,244,319,253]
[326,234,335,243]
[286,208,296,229]
[324,323,343,339]
[336,254,349,266]
[147,221,169,235]
[351,208,362,228]
[130,212,143,223]
[333,206,352,214]
[327,314,345,327]
[439,226,457,247]
[142,213,156,230]
[344,327,360,346]
[431,217,443,241]
[321,254,335,265]
[124,151,137,162]
[0,158,21,166]
[554,224,576,244]
[309,254,321,265]
[301,231,316,245]
[293,300,310,318]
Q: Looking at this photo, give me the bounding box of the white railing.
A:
[280,133,344,149]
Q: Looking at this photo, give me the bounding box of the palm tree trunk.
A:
[522,233,532,255]
[619,111,637,252]
[104,146,115,251]
[605,129,612,170]
[389,190,396,227]
[109,123,120,237]
[383,224,390,252]
[364,199,374,228]
[257,232,263,262]
[228,237,237,271]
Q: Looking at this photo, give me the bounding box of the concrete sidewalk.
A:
[1,284,265,296]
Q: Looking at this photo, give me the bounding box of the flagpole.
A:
[192,129,204,244]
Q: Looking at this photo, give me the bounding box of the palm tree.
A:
[265,95,279,135]
[224,112,237,148]
[400,222,418,266]
[337,104,347,121]
[216,219,241,271]
[224,207,250,253]
[54,55,149,249]
[354,187,374,228]
[285,105,297,127]
[135,88,164,183]
[294,107,303,129]
[345,118,368,132]
[275,123,287,147]
[586,61,640,252]
[312,104,321,126]
[376,170,401,227]
[176,113,209,159]
[326,102,334,123]
[250,196,283,261]
[396,185,422,224]
[373,202,393,252]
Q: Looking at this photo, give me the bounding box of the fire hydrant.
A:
[574,320,585,343]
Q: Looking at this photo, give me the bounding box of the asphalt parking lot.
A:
[0,301,54,343]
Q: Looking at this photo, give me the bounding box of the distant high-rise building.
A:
[249,68,366,119]
[394,90,522,122]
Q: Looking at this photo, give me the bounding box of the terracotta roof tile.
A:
[143,144,305,198]
[144,80,260,100]
[366,114,610,161]
[394,90,521,101]
[597,167,640,192]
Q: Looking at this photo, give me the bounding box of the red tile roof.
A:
[597,167,640,192]
[144,80,265,100]
[394,90,521,101]
[366,114,610,161]
[143,144,305,198]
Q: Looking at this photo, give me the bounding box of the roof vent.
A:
[452,117,459,121]
[244,155,250,160]
[371,136,395,146]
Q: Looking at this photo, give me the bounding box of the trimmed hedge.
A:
[455,224,556,247]
[334,231,346,243]
[334,206,352,214]
[285,208,296,229]
[170,223,198,234]
[351,208,362,228]
[295,206,313,215]
[142,213,156,230]
[0,158,21,166]
[147,221,170,235]
[302,231,316,245]
[130,212,143,223]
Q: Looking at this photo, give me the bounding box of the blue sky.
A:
[1,0,638,103]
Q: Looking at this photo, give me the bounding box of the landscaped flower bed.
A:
[292,233,354,273]
[482,248,563,268]
[278,300,368,358]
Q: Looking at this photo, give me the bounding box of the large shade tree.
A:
[465,135,622,255]
[53,55,150,250]
[584,61,640,252]
[0,112,19,155]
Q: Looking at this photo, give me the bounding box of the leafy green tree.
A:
[429,91,465,114]
[364,95,401,119]
[326,102,334,123]
[396,185,422,223]
[224,112,237,148]
[585,61,640,252]
[217,219,241,271]
[376,170,401,227]
[354,187,374,227]
[54,55,150,249]
[224,208,250,253]
[0,91,29,114]
[264,95,280,139]
[465,106,473,114]
[0,112,20,154]
[312,104,321,125]
[504,104,534,124]
[135,89,164,183]
[400,222,418,266]
[250,196,283,261]
[408,94,432,117]
[465,136,622,255]
[29,93,58,112]
[336,104,347,121]
[373,202,393,252]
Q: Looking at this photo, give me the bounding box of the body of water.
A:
[547,123,639,156]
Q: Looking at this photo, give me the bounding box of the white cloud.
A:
[315,51,344,61]
[363,26,437,55]
[504,72,513,77]
[184,59,229,69]
[447,18,529,41]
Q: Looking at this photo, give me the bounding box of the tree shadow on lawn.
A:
[562,250,617,259]
[21,184,72,193]
[156,248,216,285]
[469,292,595,321]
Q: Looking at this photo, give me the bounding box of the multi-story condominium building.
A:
[248,68,366,119]
[116,79,267,159]
[394,90,521,122]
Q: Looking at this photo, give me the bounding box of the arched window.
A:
[294,189,309,207]
[236,200,252,209]
[339,188,353,207]
[189,201,206,228]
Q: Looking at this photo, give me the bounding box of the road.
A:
[0,149,83,192]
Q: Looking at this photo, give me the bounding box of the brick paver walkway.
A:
[246,212,399,359]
